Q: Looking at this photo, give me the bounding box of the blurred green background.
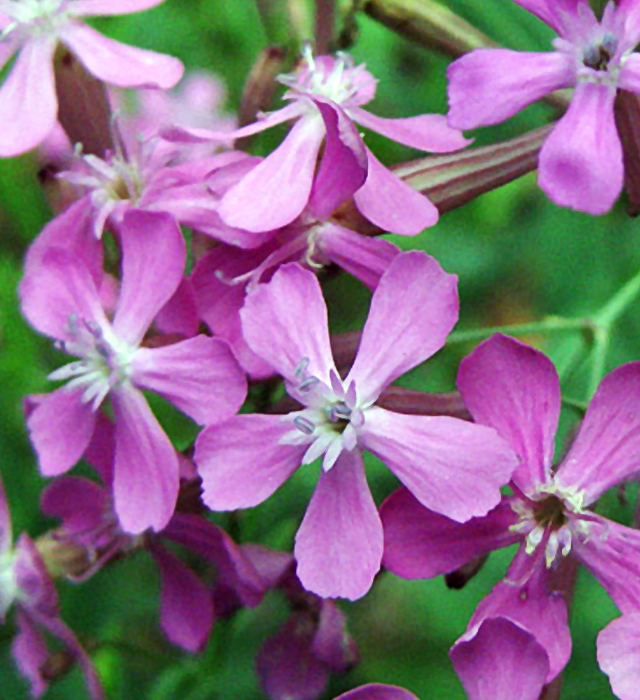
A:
[1,0,638,698]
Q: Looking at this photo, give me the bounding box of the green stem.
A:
[594,266,640,327]
[447,316,588,346]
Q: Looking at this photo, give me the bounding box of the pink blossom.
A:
[195,253,517,600]
[164,48,469,234]
[0,471,103,698]
[598,612,640,700]
[0,0,183,156]
[381,334,640,686]
[20,210,247,534]
[447,0,640,214]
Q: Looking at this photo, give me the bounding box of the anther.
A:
[294,416,315,435]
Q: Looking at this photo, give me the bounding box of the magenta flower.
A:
[0,0,183,156]
[195,253,517,600]
[20,210,247,534]
[0,472,103,698]
[381,334,640,685]
[331,686,419,700]
[447,0,640,214]
[164,48,469,234]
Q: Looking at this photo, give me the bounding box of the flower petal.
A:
[464,547,571,681]
[447,49,574,130]
[154,277,199,338]
[360,407,517,522]
[132,336,247,426]
[196,414,305,510]
[12,611,50,697]
[0,472,11,557]
[0,37,57,157]
[511,0,579,34]
[241,263,336,385]
[27,388,96,477]
[538,82,622,215]
[571,515,640,614]
[319,222,400,290]
[295,450,383,600]
[333,685,420,700]
[306,98,367,220]
[555,362,640,503]
[450,617,549,700]
[150,543,214,652]
[257,614,330,700]
[111,385,179,534]
[346,251,458,403]
[40,476,107,536]
[113,210,185,346]
[380,488,519,579]
[350,107,471,153]
[457,334,560,495]
[20,247,107,342]
[70,0,166,15]
[353,149,439,234]
[60,23,183,89]
[597,613,640,700]
[218,115,325,232]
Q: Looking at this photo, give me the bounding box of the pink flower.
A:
[0,472,103,698]
[164,48,469,234]
[598,612,640,700]
[447,0,640,214]
[20,210,247,534]
[195,253,517,600]
[381,334,640,687]
[0,0,183,156]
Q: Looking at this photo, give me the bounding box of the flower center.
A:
[0,0,69,39]
[50,313,136,410]
[582,33,618,71]
[531,493,569,530]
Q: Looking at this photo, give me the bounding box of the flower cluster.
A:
[2,1,640,699]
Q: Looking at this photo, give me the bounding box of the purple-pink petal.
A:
[361,407,516,522]
[12,610,50,697]
[0,37,57,157]
[41,476,107,536]
[196,414,305,510]
[597,613,640,700]
[113,210,186,346]
[111,384,179,534]
[353,149,439,235]
[539,82,622,215]
[450,617,549,700]
[218,116,325,232]
[380,488,520,579]
[333,685,420,700]
[27,388,97,477]
[619,54,640,94]
[153,277,199,338]
[306,98,368,220]
[60,23,183,89]
[350,107,471,153]
[347,251,458,403]
[0,471,11,556]
[132,336,247,426]
[257,615,330,700]
[457,334,560,495]
[466,547,571,681]
[320,222,401,290]
[295,450,383,601]
[20,247,108,342]
[241,263,336,385]
[510,0,580,34]
[311,600,357,670]
[571,515,640,614]
[150,543,214,652]
[447,49,574,130]
[70,0,167,16]
[555,362,640,504]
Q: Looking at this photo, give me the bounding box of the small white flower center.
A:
[50,314,137,410]
[510,483,589,568]
[278,357,367,472]
[0,0,70,40]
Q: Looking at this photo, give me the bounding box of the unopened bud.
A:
[35,530,93,580]
[237,46,288,151]
[614,90,640,216]
[445,554,488,589]
[53,47,114,157]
